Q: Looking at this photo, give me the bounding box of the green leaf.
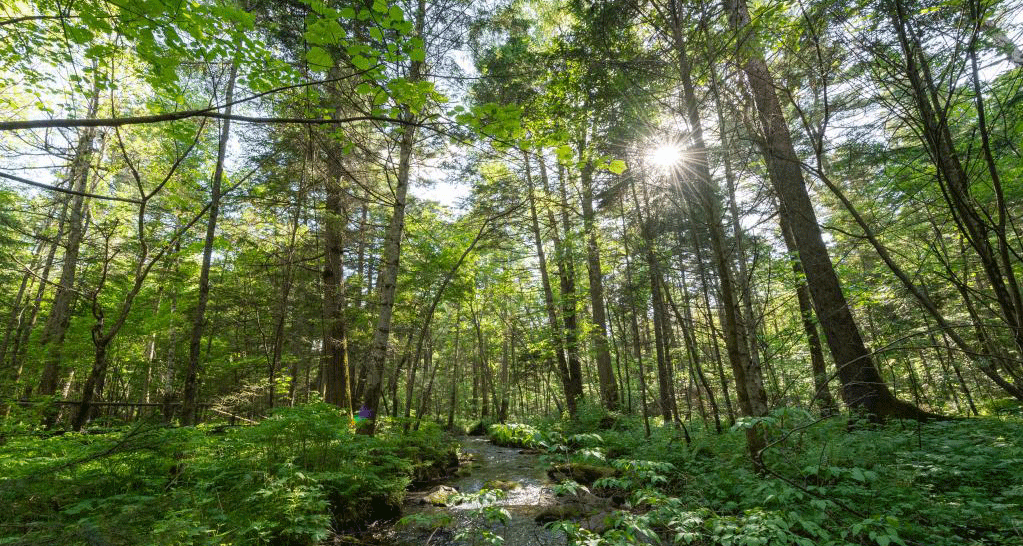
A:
[850,468,866,482]
[351,55,372,70]
[608,159,627,175]
[306,47,333,69]
[555,145,574,163]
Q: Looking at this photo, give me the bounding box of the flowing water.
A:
[384,437,566,546]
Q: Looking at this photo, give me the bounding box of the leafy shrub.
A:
[0,402,457,546]
[487,422,541,449]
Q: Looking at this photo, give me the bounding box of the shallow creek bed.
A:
[381,437,568,546]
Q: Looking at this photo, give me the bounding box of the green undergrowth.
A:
[488,422,542,448]
[0,402,457,546]
[520,403,1023,546]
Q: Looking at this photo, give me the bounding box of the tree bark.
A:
[547,161,585,410]
[778,210,838,415]
[359,0,425,434]
[525,151,576,414]
[724,0,930,421]
[579,156,620,410]
[38,85,102,401]
[181,64,236,426]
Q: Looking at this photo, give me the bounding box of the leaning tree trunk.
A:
[724,0,932,421]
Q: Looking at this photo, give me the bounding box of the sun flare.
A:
[647,142,682,168]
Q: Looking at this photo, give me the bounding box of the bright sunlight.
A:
[647,142,683,169]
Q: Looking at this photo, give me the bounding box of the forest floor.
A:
[0,401,1021,546]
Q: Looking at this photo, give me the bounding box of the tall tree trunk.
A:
[181,64,236,426]
[778,211,838,415]
[525,151,575,414]
[631,179,675,423]
[724,0,928,421]
[668,0,767,461]
[888,0,1023,364]
[618,192,652,435]
[38,84,102,401]
[322,166,353,415]
[579,154,620,410]
[359,0,425,434]
[447,304,461,429]
[708,58,768,397]
[547,161,585,410]
[270,164,307,410]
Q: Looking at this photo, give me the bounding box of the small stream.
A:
[384,437,566,546]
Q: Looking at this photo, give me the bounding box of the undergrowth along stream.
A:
[480,403,1023,546]
[1,400,1021,546]
[0,402,458,546]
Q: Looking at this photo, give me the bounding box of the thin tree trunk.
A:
[579,153,620,410]
[447,305,461,429]
[181,64,236,426]
[359,0,425,434]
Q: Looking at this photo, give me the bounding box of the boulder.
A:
[467,421,488,436]
[423,485,459,506]
[581,511,615,534]
[534,485,612,523]
[547,462,618,485]
[482,479,521,491]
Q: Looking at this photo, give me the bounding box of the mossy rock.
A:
[547,463,618,485]
[534,486,612,523]
[423,485,459,506]
[483,479,521,491]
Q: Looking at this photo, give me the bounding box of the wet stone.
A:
[423,485,459,506]
[483,479,521,491]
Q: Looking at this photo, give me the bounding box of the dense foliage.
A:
[522,405,1023,546]
[0,403,456,545]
